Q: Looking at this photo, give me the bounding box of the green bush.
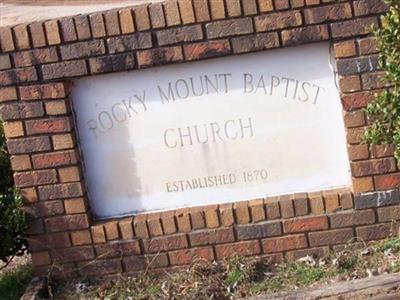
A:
[365,0,400,160]
[0,121,27,263]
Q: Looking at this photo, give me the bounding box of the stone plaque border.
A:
[0,0,399,277]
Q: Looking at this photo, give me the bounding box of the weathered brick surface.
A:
[193,0,210,22]
[149,3,166,29]
[107,32,152,54]
[281,25,329,46]
[232,33,279,53]
[32,150,77,169]
[377,206,400,222]
[0,27,15,52]
[255,11,302,32]
[283,216,328,233]
[104,10,121,36]
[64,198,86,214]
[157,25,203,46]
[0,67,38,86]
[52,246,94,263]
[262,234,307,253]
[143,234,188,253]
[331,17,378,38]
[215,240,261,259]
[353,0,388,16]
[71,230,92,246]
[356,223,397,241]
[334,40,357,58]
[26,118,71,135]
[375,174,400,190]
[309,228,354,246]
[41,60,87,80]
[45,214,89,233]
[354,190,400,209]
[133,5,151,31]
[13,48,58,68]
[29,23,46,48]
[330,209,375,228]
[19,83,66,100]
[60,18,77,43]
[7,136,51,154]
[169,247,214,265]
[0,54,11,70]
[0,87,17,102]
[2,121,24,138]
[75,15,92,40]
[184,40,231,60]
[137,46,183,68]
[119,8,135,34]
[38,182,83,200]
[0,102,43,121]
[14,170,57,188]
[44,20,61,45]
[60,40,105,60]
[164,0,181,26]
[206,18,253,39]
[189,227,235,246]
[89,13,106,38]
[337,55,379,76]
[95,241,141,258]
[236,221,282,240]
[341,91,374,111]
[304,3,352,24]
[10,155,31,171]
[104,221,119,240]
[351,158,397,177]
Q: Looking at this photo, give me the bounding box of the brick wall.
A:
[0,0,399,278]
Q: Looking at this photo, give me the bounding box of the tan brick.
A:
[45,100,68,116]
[91,224,106,243]
[205,206,219,228]
[104,221,119,240]
[0,87,17,102]
[147,213,163,236]
[58,166,81,183]
[3,121,24,138]
[164,0,181,26]
[334,40,357,58]
[178,0,196,24]
[44,20,61,45]
[13,25,30,50]
[133,5,151,31]
[119,8,135,34]
[149,3,166,29]
[234,201,250,224]
[226,0,242,17]
[71,230,92,245]
[52,134,75,150]
[64,198,86,214]
[175,208,191,232]
[193,0,210,22]
[323,192,340,213]
[10,155,31,171]
[0,27,15,52]
[161,211,176,234]
[339,75,361,93]
[242,0,258,15]
[29,23,46,48]
[21,187,38,203]
[31,251,51,266]
[209,0,225,20]
[352,177,374,193]
[89,13,106,38]
[348,144,370,161]
[249,199,266,222]
[258,0,274,12]
[219,203,235,226]
[119,218,134,240]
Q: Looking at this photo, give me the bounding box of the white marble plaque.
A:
[72,43,351,218]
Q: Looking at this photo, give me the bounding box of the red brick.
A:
[143,234,188,253]
[362,71,388,90]
[184,39,231,61]
[330,209,375,228]
[64,198,86,214]
[79,258,122,276]
[374,174,400,190]
[283,216,328,233]
[255,11,302,32]
[95,241,141,258]
[304,3,352,24]
[89,13,106,38]
[14,169,57,187]
[29,23,46,48]
[348,144,369,161]
[26,118,71,136]
[44,20,61,45]
[353,0,388,16]
[7,136,51,155]
[339,75,362,93]
[309,228,354,246]
[265,200,281,220]
[371,144,395,158]
[308,192,325,214]
[275,0,290,10]
[279,196,295,218]
[189,227,235,246]
[293,193,309,216]
[215,240,261,259]
[32,150,77,169]
[262,234,307,253]
[45,214,89,233]
[119,8,135,34]
[281,25,329,46]
[344,110,366,128]
[356,223,397,241]
[13,25,30,50]
[147,213,163,236]
[52,246,95,263]
[59,18,77,42]
[339,191,354,210]
[193,0,210,22]
[137,46,183,68]
[71,230,92,246]
[27,200,64,218]
[341,91,374,111]
[169,247,214,265]
[38,182,83,200]
[74,15,92,40]
[351,158,397,177]
[331,17,378,38]
[0,27,15,52]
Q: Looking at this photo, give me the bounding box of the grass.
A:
[51,236,400,299]
[0,263,32,300]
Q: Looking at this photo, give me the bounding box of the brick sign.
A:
[72,43,351,218]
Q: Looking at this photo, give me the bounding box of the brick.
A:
[189,227,235,246]
[226,0,241,17]
[362,71,388,90]
[236,221,282,240]
[375,174,400,190]
[308,192,325,214]
[377,206,400,222]
[0,87,17,102]
[41,60,87,80]
[339,75,361,93]
[44,20,61,45]
[32,150,77,169]
[190,209,206,229]
[29,23,46,48]
[45,100,68,116]
[309,228,354,246]
[64,198,86,214]
[161,211,176,234]
[134,215,149,238]
[304,3,352,24]
[258,0,274,12]
[215,240,261,259]
[339,191,354,209]
[38,182,83,200]
[0,67,38,86]
[10,155,31,171]
[255,11,302,32]
[26,219,44,235]
[119,218,134,240]
[351,158,397,177]
[209,0,225,20]
[341,91,374,111]
[371,144,395,158]
[89,53,136,74]
[331,17,378,38]
[21,187,38,203]
[60,40,105,60]
[354,0,388,16]
[306,0,320,5]
[59,18,77,42]
[348,144,369,161]
[265,200,281,220]
[206,18,253,39]
[330,209,375,228]
[354,190,400,209]
[14,170,57,187]
[79,259,122,276]
[1,101,44,121]
[232,32,279,53]
[20,83,66,100]
[279,196,295,218]
[52,134,75,150]
[133,5,151,31]
[337,55,380,76]
[104,221,119,240]
[286,246,329,261]
[107,32,152,54]
[205,206,219,228]
[352,177,375,193]
[164,0,181,26]
[283,216,328,233]
[334,40,357,58]
[91,225,106,243]
[0,58,11,75]
[137,46,183,68]
[7,136,50,155]
[143,234,188,253]
[29,200,64,218]
[119,8,135,34]
[13,47,58,68]
[147,214,163,236]
[234,201,250,224]
[293,193,309,216]
[262,234,307,253]
[149,3,166,29]
[347,127,366,145]
[59,166,80,183]
[75,15,92,40]
[95,241,141,258]
[359,37,379,55]
[13,25,30,50]
[323,192,340,213]
[175,209,191,232]
[52,246,94,263]
[2,121,24,138]
[219,203,235,226]
[193,0,210,22]
[249,199,266,222]
[169,247,214,265]
[31,251,51,266]
[104,10,120,36]
[281,25,329,46]
[29,232,70,251]
[0,27,15,52]
[275,0,290,9]
[26,118,71,135]
[123,253,169,270]
[242,0,258,15]
[356,223,397,241]
[71,230,92,246]
[184,39,231,61]
[89,13,106,38]
[157,25,203,46]
[45,214,89,232]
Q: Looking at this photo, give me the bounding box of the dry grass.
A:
[50,235,400,300]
